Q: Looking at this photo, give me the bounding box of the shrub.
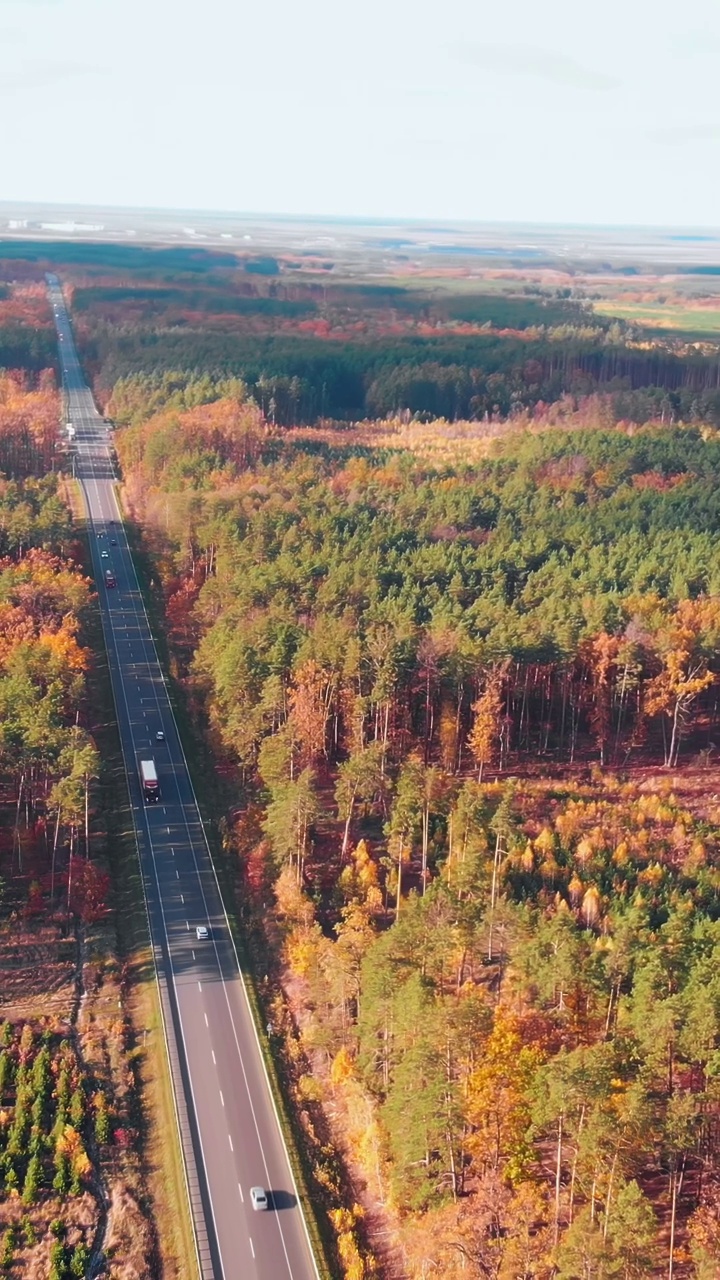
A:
[0,1227,14,1269]
[20,1215,35,1246]
[70,1243,90,1277]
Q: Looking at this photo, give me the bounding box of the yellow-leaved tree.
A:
[642,596,720,768]
[465,1009,542,1185]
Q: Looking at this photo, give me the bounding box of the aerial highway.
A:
[46,276,320,1280]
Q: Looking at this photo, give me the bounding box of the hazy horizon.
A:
[4,199,720,235]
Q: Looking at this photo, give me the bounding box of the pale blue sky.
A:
[3,0,720,225]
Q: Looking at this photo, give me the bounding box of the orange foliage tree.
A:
[468,662,509,781]
[0,374,59,478]
[642,597,720,767]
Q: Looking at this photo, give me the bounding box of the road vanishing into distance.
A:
[47,275,320,1280]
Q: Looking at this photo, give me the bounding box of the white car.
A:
[156,730,165,742]
[250,1187,268,1211]
[101,551,109,559]
[195,925,209,941]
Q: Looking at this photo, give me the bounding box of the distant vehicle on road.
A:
[156,730,165,742]
[195,925,209,941]
[104,569,116,588]
[140,759,160,803]
[250,1187,268,1211]
[110,538,117,545]
[101,550,109,559]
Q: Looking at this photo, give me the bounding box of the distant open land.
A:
[2,200,720,271]
[4,201,720,352]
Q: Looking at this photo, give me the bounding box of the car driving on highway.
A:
[250,1187,268,1211]
[195,925,209,941]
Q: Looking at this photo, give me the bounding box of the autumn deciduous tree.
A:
[580,632,621,767]
[466,1010,540,1184]
[468,663,509,782]
[643,597,720,768]
[289,659,333,766]
[0,374,60,478]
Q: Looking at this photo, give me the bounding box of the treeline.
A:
[0,242,236,275]
[0,329,57,377]
[73,281,588,329]
[117,405,720,775]
[71,285,317,319]
[83,326,720,425]
[0,374,62,478]
[0,399,99,918]
[0,276,57,376]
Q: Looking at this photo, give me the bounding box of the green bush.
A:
[69,1243,90,1277]
[0,1227,15,1268]
[20,1215,35,1246]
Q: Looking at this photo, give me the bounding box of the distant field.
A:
[595,298,720,335]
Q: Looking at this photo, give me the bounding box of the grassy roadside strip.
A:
[120,503,339,1280]
[67,479,198,1280]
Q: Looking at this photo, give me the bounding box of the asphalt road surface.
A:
[47,275,320,1280]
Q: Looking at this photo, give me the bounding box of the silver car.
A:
[250,1187,268,1211]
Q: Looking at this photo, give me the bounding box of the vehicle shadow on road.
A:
[269,1190,297,1211]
